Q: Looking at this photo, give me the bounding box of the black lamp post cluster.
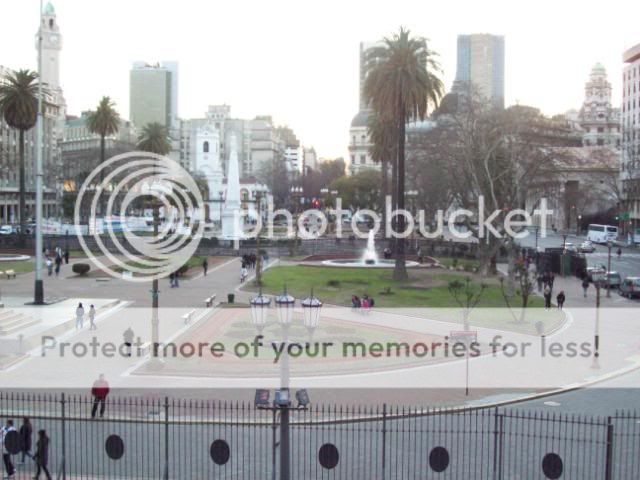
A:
[249,287,322,480]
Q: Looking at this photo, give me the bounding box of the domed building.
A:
[577,63,621,148]
[347,109,377,175]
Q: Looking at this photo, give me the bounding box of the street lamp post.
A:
[250,287,322,480]
[606,240,613,298]
[34,0,45,304]
[253,188,266,286]
[591,268,605,369]
[406,190,418,251]
[577,214,582,236]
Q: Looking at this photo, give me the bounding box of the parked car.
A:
[578,241,596,253]
[619,277,640,299]
[606,271,622,289]
[563,242,577,252]
[0,225,12,235]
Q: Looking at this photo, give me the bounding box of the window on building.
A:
[351,155,355,164]
[597,139,604,146]
[360,155,366,164]
[203,141,209,153]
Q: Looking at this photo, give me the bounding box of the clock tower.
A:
[37,2,62,90]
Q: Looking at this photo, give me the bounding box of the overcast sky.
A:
[3,0,639,159]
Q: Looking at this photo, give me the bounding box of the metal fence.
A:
[0,393,638,479]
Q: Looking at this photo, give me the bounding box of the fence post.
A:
[381,403,387,479]
[604,416,614,480]
[163,397,169,480]
[60,393,66,480]
[492,407,503,480]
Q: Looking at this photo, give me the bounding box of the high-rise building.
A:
[621,43,640,234]
[455,34,505,108]
[129,61,178,130]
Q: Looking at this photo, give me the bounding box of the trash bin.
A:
[227,293,235,304]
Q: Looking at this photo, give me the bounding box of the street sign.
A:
[449,330,478,345]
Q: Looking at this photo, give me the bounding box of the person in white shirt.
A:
[75,302,85,330]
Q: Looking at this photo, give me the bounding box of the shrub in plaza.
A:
[72,263,90,275]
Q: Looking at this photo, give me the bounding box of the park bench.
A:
[181,309,196,324]
[4,270,16,279]
[204,294,217,307]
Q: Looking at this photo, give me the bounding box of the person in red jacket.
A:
[90,374,110,419]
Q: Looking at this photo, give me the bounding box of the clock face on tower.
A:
[49,34,59,45]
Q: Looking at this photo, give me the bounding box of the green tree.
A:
[86,96,120,214]
[0,69,39,240]
[330,170,382,212]
[364,27,444,280]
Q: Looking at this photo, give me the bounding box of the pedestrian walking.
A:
[543,284,552,310]
[240,266,248,283]
[536,274,543,293]
[32,430,51,480]
[173,270,180,288]
[617,247,622,259]
[54,254,61,277]
[75,303,85,330]
[202,258,208,276]
[582,277,590,298]
[88,305,97,330]
[1,419,16,478]
[123,327,134,357]
[169,272,175,288]
[46,258,53,277]
[556,291,566,310]
[18,417,32,464]
[63,248,69,264]
[90,374,110,419]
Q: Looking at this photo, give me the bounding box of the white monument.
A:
[221,133,244,239]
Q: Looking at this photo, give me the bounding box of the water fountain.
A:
[321,230,419,268]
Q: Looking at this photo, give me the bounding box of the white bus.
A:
[587,224,618,244]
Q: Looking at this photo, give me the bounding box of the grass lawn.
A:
[0,260,35,273]
[257,265,563,334]
[259,265,544,308]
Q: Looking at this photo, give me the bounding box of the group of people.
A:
[351,294,375,313]
[75,302,97,330]
[537,272,566,310]
[1,418,51,479]
[241,253,258,270]
[44,246,69,277]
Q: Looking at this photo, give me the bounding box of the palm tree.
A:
[137,122,172,362]
[86,96,120,214]
[137,122,172,156]
[364,27,443,280]
[0,70,39,241]
[368,112,396,240]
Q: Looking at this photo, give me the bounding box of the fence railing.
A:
[0,392,638,479]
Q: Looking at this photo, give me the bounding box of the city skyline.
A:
[2,0,639,159]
